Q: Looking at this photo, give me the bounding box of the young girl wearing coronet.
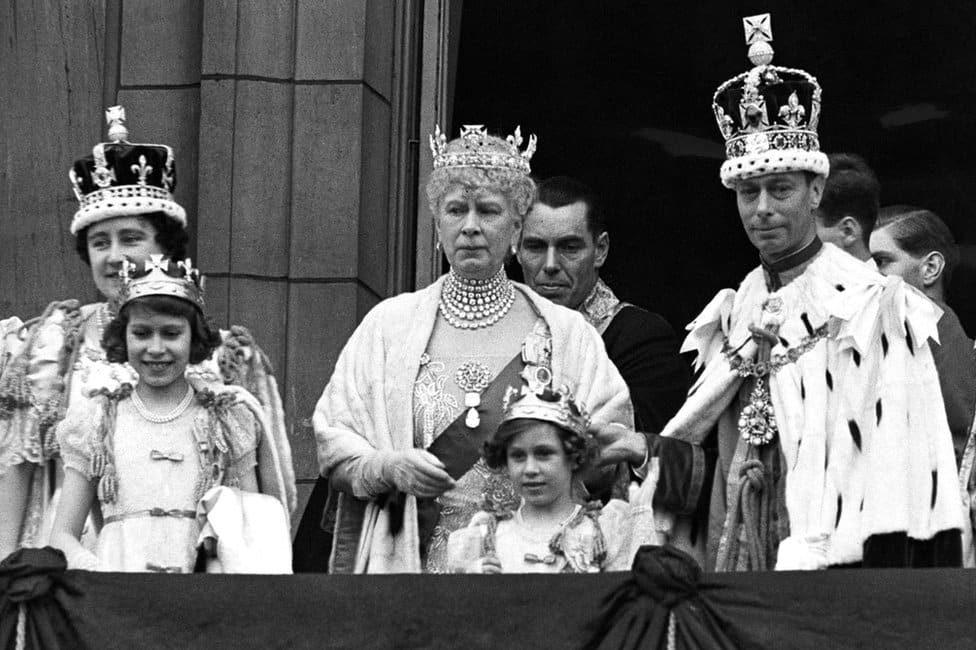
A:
[447,380,663,574]
[51,257,285,573]
[0,107,295,561]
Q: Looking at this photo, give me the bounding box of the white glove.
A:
[378,449,455,498]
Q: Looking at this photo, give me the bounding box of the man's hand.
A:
[382,449,456,497]
[591,421,648,467]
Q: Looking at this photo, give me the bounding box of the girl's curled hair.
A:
[102,295,222,366]
[483,417,598,474]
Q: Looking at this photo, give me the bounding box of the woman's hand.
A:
[591,421,648,466]
[382,449,456,498]
[480,555,502,574]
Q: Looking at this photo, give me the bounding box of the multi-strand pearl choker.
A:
[439,267,515,329]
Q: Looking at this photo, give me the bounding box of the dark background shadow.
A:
[453,0,976,334]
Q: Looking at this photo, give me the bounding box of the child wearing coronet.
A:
[447,381,664,573]
[51,256,288,573]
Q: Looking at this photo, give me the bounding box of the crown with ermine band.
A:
[712,14,829,187]
[69,106,186,234]
[118,255,205,310]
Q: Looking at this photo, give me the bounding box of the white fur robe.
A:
[314,276,633,573]
[662,243,963,568]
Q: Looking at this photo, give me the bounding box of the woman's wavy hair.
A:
[483,417,599,475]
[75,212,189,265]
[102,295,222,366]
[425,138,537,219]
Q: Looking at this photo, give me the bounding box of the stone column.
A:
[196,0,406,518]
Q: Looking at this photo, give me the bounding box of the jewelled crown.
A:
[712,14,829,188]
[69,106,187,234]
[501,381,590,438]
[119,255,205,310]
[429,124,537,174]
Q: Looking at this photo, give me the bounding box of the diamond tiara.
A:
[429,124,537,174]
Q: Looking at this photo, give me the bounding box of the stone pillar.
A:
[196,0,406,518]
[1,0,414,529]
[0,0,109,315]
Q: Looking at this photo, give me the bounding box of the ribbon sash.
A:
[426,351,525,478]
[389,351,525,542]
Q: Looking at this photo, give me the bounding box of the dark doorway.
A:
[452,1,976,334]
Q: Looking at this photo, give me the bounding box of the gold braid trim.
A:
[90,391,129,504]
[548,502,608,569]
[0,300,82,418]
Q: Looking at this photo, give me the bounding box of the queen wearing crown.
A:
[0,107,295,560]
[312,125,633,573]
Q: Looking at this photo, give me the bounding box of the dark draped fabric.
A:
[585,545,738,650]
[601,306,690,434]
[0,548,81,650]
[291,477,333,573]
[6,549,976,648]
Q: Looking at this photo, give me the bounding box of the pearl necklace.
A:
[131,384,195,424]
[439,267,515,329]
[95,302,113,333]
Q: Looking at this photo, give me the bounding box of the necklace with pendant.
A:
[454,361,491,428]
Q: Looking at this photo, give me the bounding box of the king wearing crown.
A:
[639,15,964,571]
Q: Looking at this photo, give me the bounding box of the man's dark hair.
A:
[875,205,960,287]
[102,295,222,366]
[535,176,606,238]
[75,212,189,265]
[817,154,880,245]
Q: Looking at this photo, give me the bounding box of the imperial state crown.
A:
[712,14,829,187]
[69,106,186,234]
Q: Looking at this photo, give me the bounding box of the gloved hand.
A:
[379,449,456,498]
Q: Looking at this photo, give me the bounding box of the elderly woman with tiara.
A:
[313,125,634,573]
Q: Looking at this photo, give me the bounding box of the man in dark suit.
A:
[517,175,691,434]
[870,206,976,468]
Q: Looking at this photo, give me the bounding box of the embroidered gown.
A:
[0,301,295,550]
[58,387,260,572]
[446,474,665,574]
[415,309,540,573]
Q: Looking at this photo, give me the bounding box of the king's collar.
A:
[760,236,823,291]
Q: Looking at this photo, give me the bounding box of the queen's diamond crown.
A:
[429,124,537,174]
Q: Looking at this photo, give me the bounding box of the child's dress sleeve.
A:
[56,396,101,481]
